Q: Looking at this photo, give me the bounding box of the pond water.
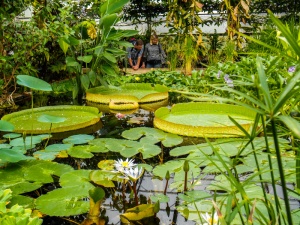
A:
[2,93,300,225]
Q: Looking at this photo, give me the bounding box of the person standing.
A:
[127,39,145,70]
[144,34,167,68]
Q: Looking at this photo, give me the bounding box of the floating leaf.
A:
[4,181,42,195]
[150,194,169,203]
[138,163,153,172]
[33,151,58,161]
[0,120,14,132]
[120,204,155,223]
[0,144,11,149]
[60,170,94,190]
[2,133,21,139]
[90,170,117,187]
[16,75,52,91]
[9,136,42,147]
[2,106,100,134]
[63,134,95,145]
[67,145,94,159]
[45,144,73,152]
[0,149,34,163]
[98,160,115,170]
[36,187,90,216]
[37,114,66,123]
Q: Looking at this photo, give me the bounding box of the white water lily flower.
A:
[124,166,144,181]
[114,158,136,173]
[201,212,218,225]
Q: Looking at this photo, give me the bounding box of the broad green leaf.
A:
[170,143,213,157]
[9,136,42,147]
[68,36,80,46]
[0,120,14,132]
[58,38,69,55]
[16,75,52,92]
[88,70,97,86]
[9,195,35,209]
[0,144,11,149]
[77,55,93,63]
[63,134,95,145]
[45,144,73,152]
[100,0,130,16]
[89,170,117,187]
[97,160,115,170]
[81,74,90,90]
[122,127,165,140]
[137,163,153,172]
[150,194,169,203]
[66,57,80,67]
[0,149,33,163]
[89,187,105,203]
[36,187,90,216]
[103,51,117,63]
[5,182,42,195]
[33,151,58,161]
[99,14,119,35]
[60,170,94,190]
[67,146,94,159]
[117,41,135,48]
[178,190,211,203]
[37,114,66,123]
[2,133,21,139]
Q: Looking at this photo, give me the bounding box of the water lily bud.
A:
[183,160,189,172]
[154,200,160,213]
[165,170,170,180]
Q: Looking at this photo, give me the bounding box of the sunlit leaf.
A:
[63,134,95,145]
[36,187,90,216]
[16,75,52,91]
[0,120,15,132]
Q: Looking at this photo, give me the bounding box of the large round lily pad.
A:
[86,83,169,110]
[1,105,101,134]
[154,103,257,138]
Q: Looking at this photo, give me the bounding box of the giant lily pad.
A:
[86,83,169,111]
[154,103,257,138]
[1,105,101,134]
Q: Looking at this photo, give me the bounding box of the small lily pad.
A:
[0,144,11,149]
[3,133,21,139]
[63,134,95,145]
[150,193,169,203]
[45,144,73,152]
[33,151,58,161]
[9,136,42,147]
[38,114,66,123]
[67,145,94,159]
[0,149,34,163]
[0,120,15,132]
[98,160,115,170]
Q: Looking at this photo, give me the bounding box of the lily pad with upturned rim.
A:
[86,83,169,110]
[1,105,101,134]
[154,103,257,138]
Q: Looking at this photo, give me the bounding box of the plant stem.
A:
[271,119,293,225]
[133,181,138,206]
[164,179,169,195]
[261,116,282,224]
[184,170,188,192]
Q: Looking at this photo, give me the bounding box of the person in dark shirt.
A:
[126,39,145,70]
[144,34,167,68]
